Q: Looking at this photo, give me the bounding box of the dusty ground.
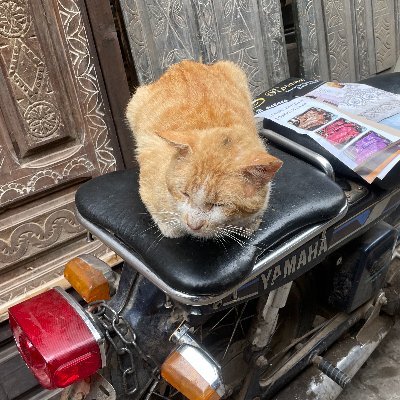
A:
[340,245,400,400]
[338,321,400,400]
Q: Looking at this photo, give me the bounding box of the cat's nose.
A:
[187,220,205,231]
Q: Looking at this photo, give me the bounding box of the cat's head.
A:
[158,127,282,239]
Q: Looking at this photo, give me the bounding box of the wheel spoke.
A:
[150,391,171,400]
[207,306,236,334]
[222,302,248,361]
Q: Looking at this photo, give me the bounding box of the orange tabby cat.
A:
[126,60,282,239]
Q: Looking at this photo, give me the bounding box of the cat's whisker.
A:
[147,232,165,252]
[225,232,248,244]
[163,218,181,227]
[223,225,252,239]
[165,222,180,228]
[222,233,245,247]
[226,224,253,233]
[214,234,228,254]
[226,230,251,240]
[217,228,245,247]
[254,218,267,232]
[165,221,178,226]
[215,231,228,244]
[159,208,180,214]
[222,226,251,242]
[151,211,180,216]
[163,217,178,223]
[221,236,228,246]
[231,224,253,233]
[138,221,159,235]
[154,235,165,249]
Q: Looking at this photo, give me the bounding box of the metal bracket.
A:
[251,282,293,350]
[356,291,387,344]
[60,373,116,400]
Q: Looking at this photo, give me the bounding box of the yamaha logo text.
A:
[260,235,328,290]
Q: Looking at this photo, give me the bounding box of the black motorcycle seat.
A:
[75,146,346,296]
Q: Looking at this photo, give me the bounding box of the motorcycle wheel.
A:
[149,274,317,399]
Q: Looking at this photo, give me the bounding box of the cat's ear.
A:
[155,131,193,155]
[242,152,283,188]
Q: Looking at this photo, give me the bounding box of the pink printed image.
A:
[316,118,365,147]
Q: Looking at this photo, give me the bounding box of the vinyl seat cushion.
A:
[75,146,346,296]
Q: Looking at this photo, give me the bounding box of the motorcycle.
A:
[8,73,400,400]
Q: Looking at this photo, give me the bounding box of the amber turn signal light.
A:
[161,344,224,400]
[64,255,111,303]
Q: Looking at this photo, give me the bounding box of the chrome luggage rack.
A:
[76,132,348,306]
[261,129,335,180]
[76,205,346,306]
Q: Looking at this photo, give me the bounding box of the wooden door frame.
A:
[0,0,130,323]
[82,0,137,169]
[0,1,132,398]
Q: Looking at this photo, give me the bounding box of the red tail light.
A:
[8,287,105,389]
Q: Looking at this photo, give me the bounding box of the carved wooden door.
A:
[295,0,400,81]
[118,0,290,95]
[0,0,123,319]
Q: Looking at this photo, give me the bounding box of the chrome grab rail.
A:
[75,131,342,306]
[76,201,348,306]
[261,129,335,181]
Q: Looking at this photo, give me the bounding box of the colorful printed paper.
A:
[255,92,400,183]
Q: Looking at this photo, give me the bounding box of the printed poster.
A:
[255,96,400,183]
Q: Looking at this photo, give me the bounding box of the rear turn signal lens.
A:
[8,287,105,389]
[161,344,225,400]
[64,255,111,303]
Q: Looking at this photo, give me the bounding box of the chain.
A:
[89,301,160,396]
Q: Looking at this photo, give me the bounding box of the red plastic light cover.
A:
[8,287,105,389]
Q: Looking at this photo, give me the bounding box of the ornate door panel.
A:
[118,0,289,95]
[295,0,400,81]
[373,0,397,73]
[0,0,122,319]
